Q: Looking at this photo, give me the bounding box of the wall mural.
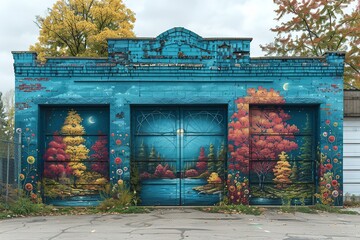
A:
[228,87,323,205]
[42,108,109,205]
[133,107,226,206]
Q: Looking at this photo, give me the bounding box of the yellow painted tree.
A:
[30,0,135,61]
[273,151,292,189]
[61,110,89,187]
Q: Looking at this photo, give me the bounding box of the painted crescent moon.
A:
[88,116,95,124]
[283,83,289,91]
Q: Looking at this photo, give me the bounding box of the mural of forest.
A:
[228,87,317,205]
[42,108,109,205]
[132,107,227,206]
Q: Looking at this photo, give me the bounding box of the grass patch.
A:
[311,204,358,215]
[198,205,263,215]
[279,205,317,214]
[96,198,151,214]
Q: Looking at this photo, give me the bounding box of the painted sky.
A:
[0,0,278,93]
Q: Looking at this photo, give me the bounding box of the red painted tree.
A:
[250,108,299,190]
[90,135,109,176]
[228,87,299,191]
[43,133,72,181]
[196,147,208,173]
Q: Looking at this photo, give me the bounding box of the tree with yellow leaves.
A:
[30,0,135,61]
[61,109,89,187]
[273,151,292,189]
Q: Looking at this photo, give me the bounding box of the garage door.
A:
[132,106,227,206]
[249,105,317,205]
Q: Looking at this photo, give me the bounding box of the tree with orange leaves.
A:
[261,0,359,89]
[228,87,299,191]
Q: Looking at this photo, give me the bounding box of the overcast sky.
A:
[0,0,277,94]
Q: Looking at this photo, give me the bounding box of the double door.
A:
[132,106,227,206]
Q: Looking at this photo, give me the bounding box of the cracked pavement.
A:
[0,208,360,240]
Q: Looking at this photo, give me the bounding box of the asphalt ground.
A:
[1,208,360,240]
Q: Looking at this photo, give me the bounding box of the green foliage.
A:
[199,204,263,215]
[261,0,360,89]
[97,199,151,213]
[311,204,358,214]
[130,159,141,203]
[30,0,135,61]
[98,182,137,212]
[280,205,317,214]
[207,143,216,173]
[0,92,7,140]
[7,197,51,216]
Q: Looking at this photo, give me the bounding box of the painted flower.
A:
[328,135,335,143]
[27,156,35,165]
[117,179,124,185]
[25,183,33,191]
[30,193,37,200]
[123,167,128,172]
[325,163,333,170]
[111,133,115,137]
[324,145,329,150]
[326,183,331,189]
[333,158,339,163]
[323,192,329,198]
[333,122,338,127]
[336,175,340,179]
[111,149,115,154]
[331,180,338,186]
[244,189,249,195]
[333,146,338,151]
[332,190,339,198]
[19,174,25,181]
[229,185,236,192]
[116,169,123,175]
[114,157,122,164]
[325,120,330,125]
[115,139,122,145]
[323,132,328,137]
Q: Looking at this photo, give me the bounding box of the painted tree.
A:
[90,135,109,176]
[250,108,299,190]
[137,140,147,173]
[148,146,157,172]
[290,161,298,182]
[261,0,360,88]
[216,142,226,175]
[298,114,313,182]
[229,87,299,191]
[273,151,292,189]
[43,133,72,181]
[30,0,135,61]
[207,143,216,173]
[61,110,89,187]
[196,147,208,173]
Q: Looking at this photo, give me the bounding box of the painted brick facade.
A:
[13,27,344,206]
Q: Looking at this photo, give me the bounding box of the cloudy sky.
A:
[0,0,277,94]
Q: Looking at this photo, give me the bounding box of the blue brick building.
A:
[13,27,344,206]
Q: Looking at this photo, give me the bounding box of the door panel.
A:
[249,105,317,205]
[41,107,110,206]
[132,106,227,206]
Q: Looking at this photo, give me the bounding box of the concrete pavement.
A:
[0,208,360,240]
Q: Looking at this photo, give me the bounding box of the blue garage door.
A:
[132,106,227,206]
